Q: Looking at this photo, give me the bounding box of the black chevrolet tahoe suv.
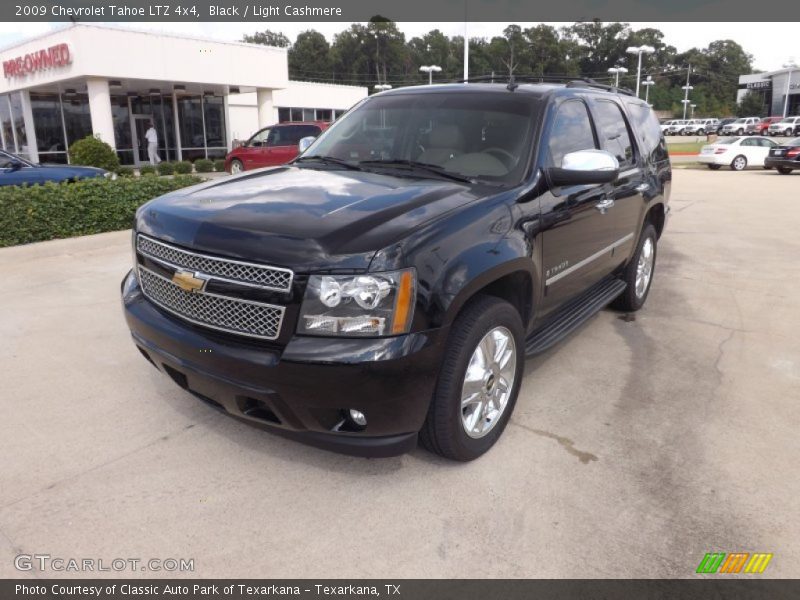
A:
[122,80,671,461]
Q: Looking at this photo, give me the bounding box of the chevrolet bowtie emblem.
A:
[172,269,207,293]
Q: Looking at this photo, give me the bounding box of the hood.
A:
[38,164,106,176]
[135,165,480,271]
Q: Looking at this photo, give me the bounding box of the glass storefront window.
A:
[61,93,92,148]
[278,107,291,123]
[31,92,66,162]
[0,95,13,152]
[8,92,29,157]
[203,95,226,148]
[111,95,132,150]
[178,95,205,150]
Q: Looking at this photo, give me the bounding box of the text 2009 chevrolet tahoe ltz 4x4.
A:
[122,81,671,461]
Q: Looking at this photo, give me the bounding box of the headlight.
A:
[131,231,138,280]
[298,269,416,337]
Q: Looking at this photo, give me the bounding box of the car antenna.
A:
[507,74,518,92]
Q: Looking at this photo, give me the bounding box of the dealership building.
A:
[0,24,367,165]
[737,67,800,117]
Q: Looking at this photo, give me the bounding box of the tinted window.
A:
[248,128,270,146]
[284,125,321,144]
[307,93,538,185]
[546,100,596,167]
[591,99,635,166]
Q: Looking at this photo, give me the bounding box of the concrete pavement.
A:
[1,169,798,578]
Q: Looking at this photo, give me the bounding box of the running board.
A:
[525,278,627,356]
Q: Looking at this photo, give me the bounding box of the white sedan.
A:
[697,136,778,171]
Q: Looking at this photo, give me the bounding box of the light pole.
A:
[419,65,442,85]
[626,45,655,97]
[607,66,628,87]
[782,59,798,117]
[642,75,655,104]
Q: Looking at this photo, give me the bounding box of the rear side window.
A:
[623,100,667,162]
[546,100,596,167]
[591,99,635,167]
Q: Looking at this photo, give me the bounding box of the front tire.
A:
[229,159,244,174]
[731,155,747,171]
[611,224,657,312]
[420,296,525,461]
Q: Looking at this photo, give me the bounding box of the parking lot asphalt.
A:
[1,168,799,579]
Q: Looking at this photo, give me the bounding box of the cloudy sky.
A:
[0,21,796,72]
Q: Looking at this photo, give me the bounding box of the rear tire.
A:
[777,167,793,175]
[731,155,747,171]
[420,296,525,461]
[229,159,244,174]
[707,164,722,170]
[611,224,658,312]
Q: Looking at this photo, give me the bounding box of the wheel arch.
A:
[439,256,536,330]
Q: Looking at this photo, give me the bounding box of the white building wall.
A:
[228,82,367,142]
[0,24,289,94]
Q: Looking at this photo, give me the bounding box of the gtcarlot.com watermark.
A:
[15,553,195,573]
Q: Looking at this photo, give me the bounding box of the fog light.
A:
[348,409,367,427]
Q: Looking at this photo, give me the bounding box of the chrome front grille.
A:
[137,234,293,292]
[138,266,285,340]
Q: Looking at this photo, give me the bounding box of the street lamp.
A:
[782,59,798,117]
[642,75,655,103]
[626,45,655,97]
[607,66,628,87]
[681,85,694,119]
[419,65,442,85]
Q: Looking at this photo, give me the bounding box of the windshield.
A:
[301,92,537,185]
[732,119,747,124]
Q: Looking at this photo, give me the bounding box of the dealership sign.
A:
[3,44,71,78]
[746,80,771,90]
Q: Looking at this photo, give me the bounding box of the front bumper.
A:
[696,153,729,165]
[122,270,448,457]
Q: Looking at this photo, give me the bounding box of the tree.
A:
[289,30,331,80]
[242,30,290,48]
[736,91,767,117]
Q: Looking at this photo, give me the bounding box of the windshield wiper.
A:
[294,155,362,171]
[358,159,475,183]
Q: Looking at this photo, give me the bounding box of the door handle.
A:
[595,198,615,213]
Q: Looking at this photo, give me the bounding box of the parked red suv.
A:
[756,116,784,136]
[224,121,330,173]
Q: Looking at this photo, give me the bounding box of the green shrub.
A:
[0,176,202,247]
[115,166,135,178]
[213,159,226,172]
[174,161,193,174]
[157,161,175,175]
[68,135,120,172]
[139,165,156,176]
[194,158,214,173]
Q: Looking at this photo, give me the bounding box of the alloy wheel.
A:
[635,237,655,299]
[460,327,517,439]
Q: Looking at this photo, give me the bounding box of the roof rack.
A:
[452,74,636,96]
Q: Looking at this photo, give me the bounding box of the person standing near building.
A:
[145,121,161,165]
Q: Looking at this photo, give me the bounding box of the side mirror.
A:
[8,159,23,171]
[547,149,619,187]
[298,136,316,154]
